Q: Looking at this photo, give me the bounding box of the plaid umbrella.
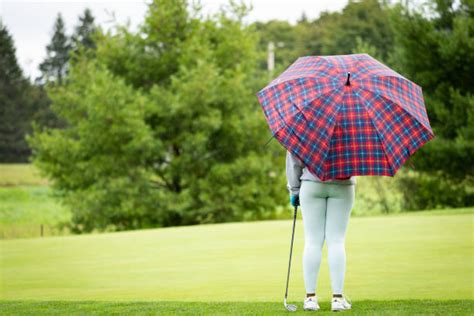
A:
[256,54,435,181]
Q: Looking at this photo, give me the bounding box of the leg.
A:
[325,184,355,296]
[299,181,328,296]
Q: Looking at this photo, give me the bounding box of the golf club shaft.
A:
[284,205,298,300]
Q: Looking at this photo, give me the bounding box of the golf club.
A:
[283,204,298,312]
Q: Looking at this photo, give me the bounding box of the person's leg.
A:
[325,184,355,296]
[299,181,328,297]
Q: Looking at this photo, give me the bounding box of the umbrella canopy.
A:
[256,54,435,181]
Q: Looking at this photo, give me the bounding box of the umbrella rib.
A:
[263,134,274,148]
[262,57,336,90]
[307,86,346,180]
[318,115,342,180]
[358,86,434,136]
[356,88,396,176]
[353,55,408,82]
[265,99,305,151]
[358,87,435,175]
[266,79,344,141]
[359,73,413,85]
[269,85,343,181]
[297,79,344,110]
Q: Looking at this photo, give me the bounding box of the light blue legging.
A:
[299,180,355,295]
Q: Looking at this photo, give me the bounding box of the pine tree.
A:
[0,21,23,83]
[71,8,97,53]
[38,13,71,85]
[0,21,34,161]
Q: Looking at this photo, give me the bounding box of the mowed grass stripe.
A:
[0,300,473,315]
[1,212,473,301]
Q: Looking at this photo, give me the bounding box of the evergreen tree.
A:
[38,13,71,85]
[297,11,309,24]
[390,0,474,209]
[390,0,473,140]
[0,21,23,82]
[71,8,97,53]
[0,21,34,161]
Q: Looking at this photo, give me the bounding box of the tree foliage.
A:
[38,13,71,85]
[20,0,474,224]
[28,0,286,233]
[0,21,39,162]
[253,0,395,74]
[71,8,97,52]
[388,0,474,209]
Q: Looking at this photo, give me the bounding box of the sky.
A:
[1,0,349,80]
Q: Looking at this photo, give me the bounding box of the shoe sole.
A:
[331,308,351,312]
[304,307,320,311]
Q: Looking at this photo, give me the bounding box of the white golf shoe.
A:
[303,295,320,311]
[331,295,352,311]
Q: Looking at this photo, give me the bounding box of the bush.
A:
[397,169,474,211]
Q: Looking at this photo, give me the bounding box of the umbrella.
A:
[256,53,435,181]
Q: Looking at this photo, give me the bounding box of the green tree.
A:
[71,8,97,56]
[34,10,95,130]
[252,0,396,79]
[389,0,474,209]
[0,21,36,162]
[390,0,473,140]
[28,0,287,233]
[38,13,71,85]
[253,20,299,70]
[296,0,394,59]
[351,36,383,61]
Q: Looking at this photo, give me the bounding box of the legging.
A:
[299,180,355,295]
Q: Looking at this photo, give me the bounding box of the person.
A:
[286,150,356,312]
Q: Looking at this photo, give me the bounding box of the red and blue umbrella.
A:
[256,54,435,181]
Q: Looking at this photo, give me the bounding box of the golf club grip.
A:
[284,205,298,299]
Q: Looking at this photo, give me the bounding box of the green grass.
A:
[0,164,48,186]
[1,164,472,314]
[0,186,70,239]
[0,164,70,238]
[0,300,472,315]
[2,212,472,302]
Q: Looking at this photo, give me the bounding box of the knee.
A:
[304,236,325,251]
[325,232,345,247]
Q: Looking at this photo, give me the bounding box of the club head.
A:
[284,298,297,312]
[285,304,297,312]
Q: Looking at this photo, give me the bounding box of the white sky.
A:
[1,0,348,80]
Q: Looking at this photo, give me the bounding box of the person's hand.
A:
[290,194,300,207]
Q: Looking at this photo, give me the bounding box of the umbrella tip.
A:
[345,72,351,86]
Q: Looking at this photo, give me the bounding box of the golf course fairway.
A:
[1,209,473,314]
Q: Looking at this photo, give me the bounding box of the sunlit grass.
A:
[0,164,48,186]
[2,210,472,302]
